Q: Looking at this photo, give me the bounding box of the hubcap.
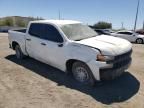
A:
[137,39,142,44]
[74,67,89,82]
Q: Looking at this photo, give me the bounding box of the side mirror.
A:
[57,43,63,47]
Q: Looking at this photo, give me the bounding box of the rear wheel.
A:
[136,38,143,44]
[15,45,24,59]
[72,61,95,86]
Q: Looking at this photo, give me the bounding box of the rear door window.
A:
[29,23,44,38]
[124,32,133,35]
[117,32,132,35]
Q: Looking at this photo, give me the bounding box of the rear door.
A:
[115,32,132,41]
[122,32,136,42]
[26,23,46,60]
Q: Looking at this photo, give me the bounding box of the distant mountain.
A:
[0,16,44,27]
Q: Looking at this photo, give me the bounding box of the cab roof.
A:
[30,20,82,26]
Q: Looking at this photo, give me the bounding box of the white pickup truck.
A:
[8,20,132,86]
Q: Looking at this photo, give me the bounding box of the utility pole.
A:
[143,20,144,29]
[134,0,140,31]
[58,10,61,20]
[121,22,124,29]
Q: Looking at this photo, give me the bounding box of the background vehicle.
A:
[111,31,144,44]
[0,27,9,33]
[94,29,110,35]
[94,29,114,35]
[136,29,144,35]
[8,20,132,86]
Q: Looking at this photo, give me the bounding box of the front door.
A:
[39,24,66,70]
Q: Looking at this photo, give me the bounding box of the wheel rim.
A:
[137,39,142,44]
[16,47,20,59]
[74,67,89,82]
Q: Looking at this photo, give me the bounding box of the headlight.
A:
[97,54,114,62]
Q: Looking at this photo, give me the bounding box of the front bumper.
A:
[87,49,132,81]
[100,58,132,80]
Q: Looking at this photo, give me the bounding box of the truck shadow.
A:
[5,55,140,105]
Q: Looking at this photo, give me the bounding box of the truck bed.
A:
[13,29,27,33]
[8,29,27,55]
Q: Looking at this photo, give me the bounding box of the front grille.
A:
[107,49,132,68]
[100,49,132,80]
[113,58,132,69]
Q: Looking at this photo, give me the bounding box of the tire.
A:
[72,61,95,86]
[15,45,24,59]
[136,38,143,44]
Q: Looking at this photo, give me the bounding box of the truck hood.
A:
[76,35,132,55]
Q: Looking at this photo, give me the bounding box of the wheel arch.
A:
[66,59,96,86]
[66,59,88,73]
[12,41,19,50]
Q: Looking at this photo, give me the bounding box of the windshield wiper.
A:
[74,35,97,41]
[75,39,82,41]
[91,35,97,37]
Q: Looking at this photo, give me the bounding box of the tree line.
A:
[0,17,112,29]
[0,17,44,27]
[90,21,112,29]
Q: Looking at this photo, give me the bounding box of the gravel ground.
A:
[0,33,144,108]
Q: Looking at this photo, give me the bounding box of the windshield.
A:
[61,24,98,41]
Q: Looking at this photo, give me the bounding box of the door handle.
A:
[41,43,46,46]
[26,38,31,41]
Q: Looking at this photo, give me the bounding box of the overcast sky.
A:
[0,0,144,29]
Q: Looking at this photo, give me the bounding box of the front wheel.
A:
[136,38,143,44]
[72,62,95,86]
[15,45,24,59]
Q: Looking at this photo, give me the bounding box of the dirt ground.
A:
[0,33,144,108]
